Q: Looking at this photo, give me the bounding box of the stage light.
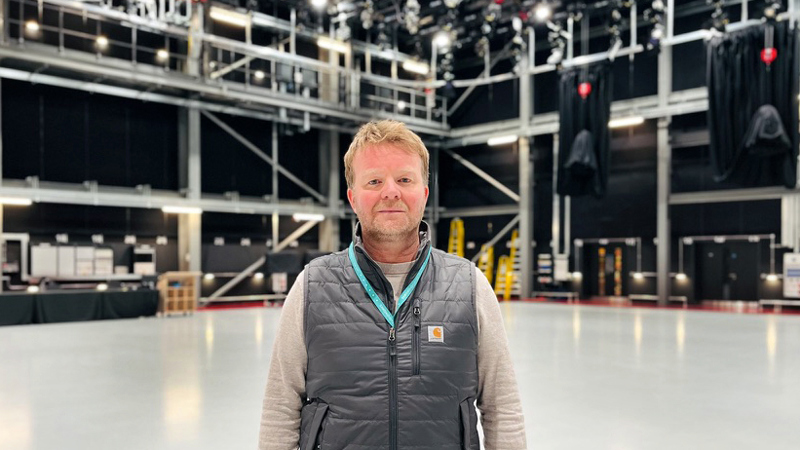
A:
[402,59,430,75]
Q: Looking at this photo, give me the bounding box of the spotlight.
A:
[204,273,216,281]
[310,0,327,9]
[512,16,523,33]
[397,100,407,111]
[675,273,687,281]
[25,20,40,33]
[404,0,421,34]
[434,31,451,49]
[156,49,169,62]
[96,283,108,291]
[651,23,664,40]
[95,35,109,49]
[766,274,779,282]
[547,46,564,65]
[633,272,644,280]
[571,271,583,280]
[27,286,40,293]
[360,1,374,30]
[254,272,265,280]
[254,70,265,80]
[535,4,552,22]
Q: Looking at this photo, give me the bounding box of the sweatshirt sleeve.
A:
[474,267,528,450]
[258,271,308,450]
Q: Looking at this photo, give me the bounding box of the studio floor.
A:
[0,302,798,450]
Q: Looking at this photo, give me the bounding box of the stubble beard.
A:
[360,204,424,244]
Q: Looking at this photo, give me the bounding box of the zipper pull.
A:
[413,306,420,316]
[388,327,397,356]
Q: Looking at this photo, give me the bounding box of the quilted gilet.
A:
[300,230,479,450]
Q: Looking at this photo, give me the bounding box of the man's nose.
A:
[381,179,401,199]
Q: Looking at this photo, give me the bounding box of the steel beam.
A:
[656,0,675,307]
[470,215,521,264]
[0,44,450,136]
[0,68,357,134]
[318,130,341,252]
[272,122,280,251]
[206,218,319,300]
[670,187,800,205]
[0,180,330,216]
[447,40,513,116]
[437,204,519,219]
[207,255,266,301]
[441,148,520,202]
[177,105,202,272]
[518,51,533,299]
[201,111,328,204]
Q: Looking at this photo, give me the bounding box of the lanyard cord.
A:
[348,242,432,329]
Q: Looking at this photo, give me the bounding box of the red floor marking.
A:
[198,301,282,311]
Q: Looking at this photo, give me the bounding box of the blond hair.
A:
[344,120,430,188]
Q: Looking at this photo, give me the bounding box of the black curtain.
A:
[557,62,613,197]
[707,21,799,187]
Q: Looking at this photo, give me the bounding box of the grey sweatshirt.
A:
[258,261,527,450]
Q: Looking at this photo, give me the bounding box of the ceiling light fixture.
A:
[402,59,430,75]
[487,135,518,146]
[292,213,325,222]
[162,206,202,214]
[209,6,251,27]
[317,36,350,53]
[609,116,645,128]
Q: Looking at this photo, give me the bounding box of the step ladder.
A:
[477,244,494,284]
[494,229,521,300]
[448,218,465,258]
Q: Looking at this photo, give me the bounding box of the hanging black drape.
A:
[707,21,799,188]
[557,62,613,197]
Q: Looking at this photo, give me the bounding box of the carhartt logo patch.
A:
[428,326,444,343]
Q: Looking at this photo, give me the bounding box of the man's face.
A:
[347,144,429,243]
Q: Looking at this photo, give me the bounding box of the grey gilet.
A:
[300,222,480,450]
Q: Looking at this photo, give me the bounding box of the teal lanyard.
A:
[348,242,431,329]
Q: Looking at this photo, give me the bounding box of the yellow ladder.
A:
[494,229,521,300]
[477,244,494,284]
[448,218,465,257]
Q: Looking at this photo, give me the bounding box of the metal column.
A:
[177,6,203,272]
[552,134,560,255]
[518,53,533,299]
[177,107,202,272]
[319,130,340,251]
[429,146,439,247]
[271,122,279,250]
[656,0,675,306]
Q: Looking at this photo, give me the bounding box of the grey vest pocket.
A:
[300,402,329,450]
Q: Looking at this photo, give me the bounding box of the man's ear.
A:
[347,188,356,211]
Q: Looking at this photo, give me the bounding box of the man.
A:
[259,120,526,450]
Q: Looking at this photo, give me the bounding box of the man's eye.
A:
[367,179,380,185]
[399,178,411,183]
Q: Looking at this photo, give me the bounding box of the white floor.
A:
[0,302,798,449]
